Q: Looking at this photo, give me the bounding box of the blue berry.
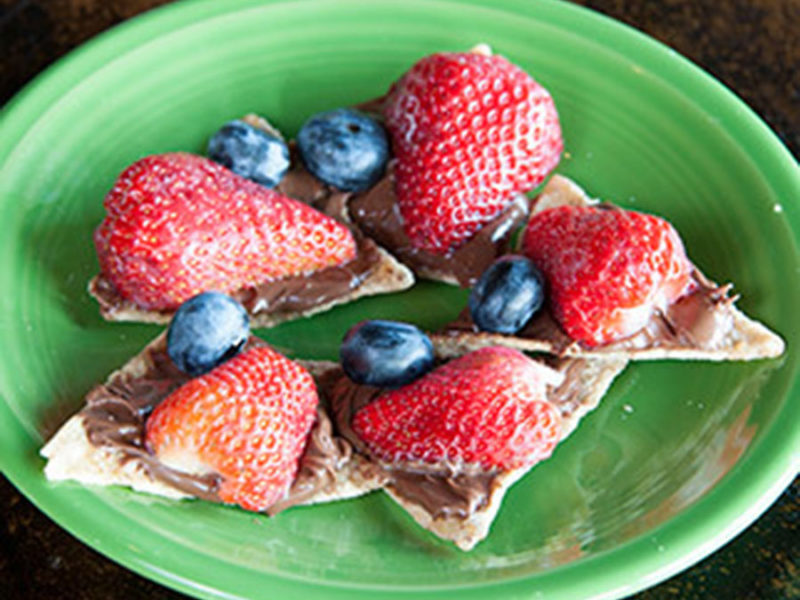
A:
[469,256,545,334]
[207,120,289,188]
[167,292,250,376]
[297,108,389,191]
[340,320,434,388]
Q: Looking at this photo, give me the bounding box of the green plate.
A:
[1,0,798,598]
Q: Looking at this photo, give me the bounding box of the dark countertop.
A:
[1,1,798,598]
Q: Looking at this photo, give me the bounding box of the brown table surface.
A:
[1,1,798,599]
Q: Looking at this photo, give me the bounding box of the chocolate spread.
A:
[234,234,382,315]
[443,269,738,355]
[79,337,352,513]
[314,361,592,521]
[91,234,383,320]
[276,149,529,288]
[349,168,529,287]
[315,368,502,519]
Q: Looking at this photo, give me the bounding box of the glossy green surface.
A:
[0,0,798,598]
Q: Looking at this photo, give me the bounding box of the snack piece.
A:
[90,153,414,326]
[435,175,785,361]
[275,44,557,287]
[323,344,627,550]
[41,334,387,514]
[382,47,563,254]
[353,347,563,469]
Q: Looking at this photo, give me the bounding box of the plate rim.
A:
[1,1,798,599]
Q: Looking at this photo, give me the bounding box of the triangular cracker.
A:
[41,334,388,513]
[271,107,527,289]
[379,354,628,550]
[433,175,785,362]
[89,210,414,329]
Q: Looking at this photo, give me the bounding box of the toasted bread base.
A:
[433,175,785,362]
[381,353,628,551]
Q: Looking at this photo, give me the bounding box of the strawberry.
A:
[521,205,693,347]
[145,346,318,511]
[352,346,563,471]
[94,153,356,311]
[383,49,562,254]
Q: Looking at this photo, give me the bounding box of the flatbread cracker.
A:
[433,175,785,362]
[381,353,628,550]
[41,335,387,512]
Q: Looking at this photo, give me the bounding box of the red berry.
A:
[352,346,562,471]
[383,51,562,254]
[145,346,318,511]
[95,153,356,310]
[522,205,693,346]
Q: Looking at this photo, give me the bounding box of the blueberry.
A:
[207,120,289,188]
[469,256,545,334]
[297,108,389,191]
[167,292,250,376]
[340,320,434,388]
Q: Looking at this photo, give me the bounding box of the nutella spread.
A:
[234,234,382,315]
[91,235,383,320]
[316,368,504,520]
[443,269,738,355]
[79,338,353,514]
[315,360,589,521]
[277,151,529,288]
[349,167,529,287]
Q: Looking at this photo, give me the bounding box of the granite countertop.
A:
[1,1,798,598]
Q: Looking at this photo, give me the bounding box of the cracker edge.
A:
[382,353,628,551]
[433,174,786,362]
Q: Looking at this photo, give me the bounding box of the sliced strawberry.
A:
[383,49,562,254]
[522,205,693,346]
[145,346,318,511]
[352,346,563,471]
[95,153,356,311]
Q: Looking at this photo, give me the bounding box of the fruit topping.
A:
[521,205,693,347]
[297,108,389,191]
[207,119,290,188]
[340,320,434,388]
[352,346,563,471]
[94,153,357,311]
[383,49,562,254]
[166,292,250,376]
[145,346,318,512]
[469,256,545,334]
